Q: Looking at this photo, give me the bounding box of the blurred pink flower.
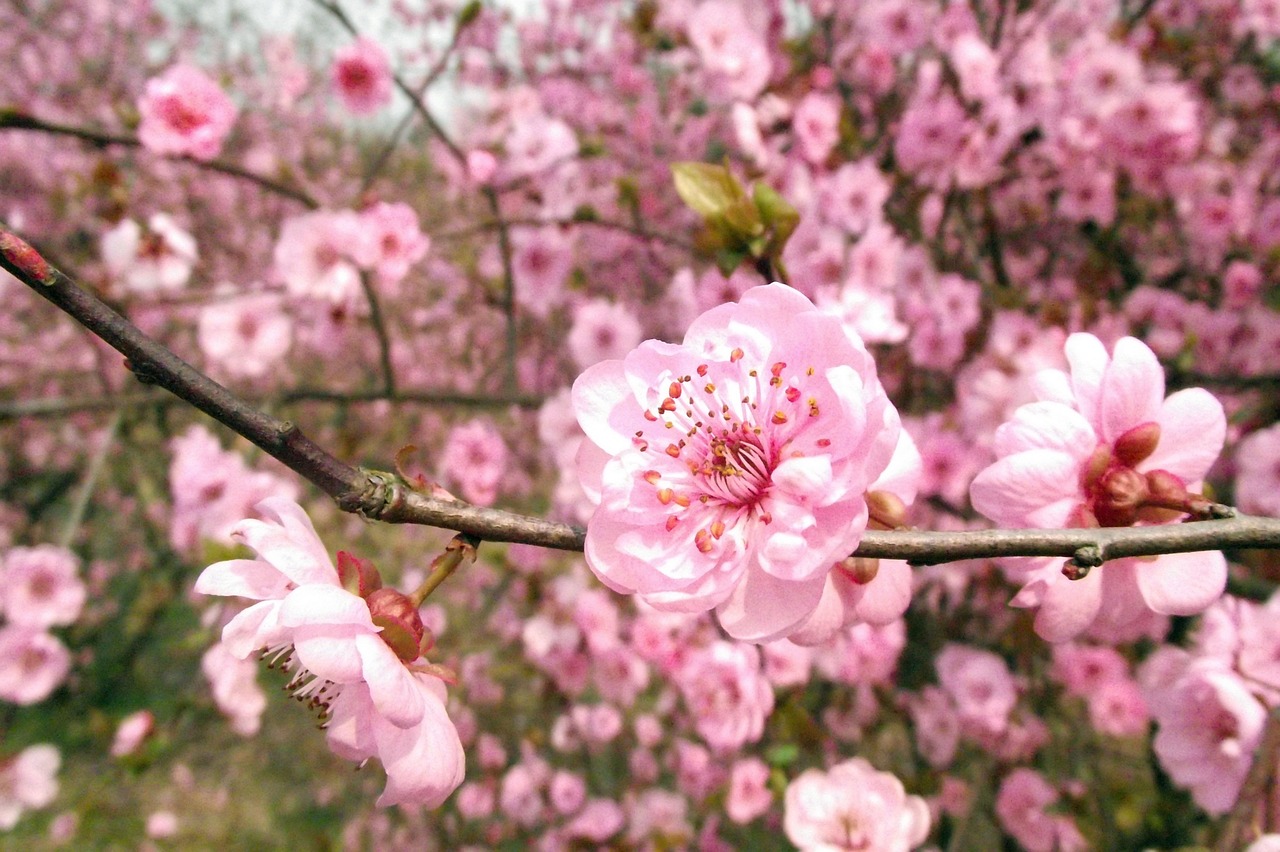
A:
[197,291,293,380]
[970,333,1227,641]
[0,626,70,705]
[100,214,198,296]
[784,757,930,851]
[725,757,772,824]
[137,64,237,161]
[573,284,900,642]
[995,768,1087,852]
[568,298,644,369]
[273,210,365,306]
[935,644,1018,736]
[0,545,84,629]
[201,640,267,737]
[686,0,771,100]
[0,744,60,830]
[331,38,393,115]
[675,641,773,752]
[440,419,508,506]
[109,710,155,757]
[352,202,430,287]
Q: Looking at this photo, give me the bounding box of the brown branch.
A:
[0,110,320,209]
[436,216,696,252]
[8,224,1280,562]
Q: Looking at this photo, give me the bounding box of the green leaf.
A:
[754,183,799,247]
[671,162,746,219]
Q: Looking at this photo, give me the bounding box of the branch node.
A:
[1064,544,1103,579]
[343,470,407,521]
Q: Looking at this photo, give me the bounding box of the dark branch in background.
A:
[0,388,545,421]
[436,216,696,252]
[8,224,1280,566]
[0,110,320,209]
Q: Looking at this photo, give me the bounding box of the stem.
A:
[409,533,479,606]
[58,409,123,548]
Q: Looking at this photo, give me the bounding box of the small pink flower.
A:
[792,92,842,165]
[970,333,1228,641]
[0,627,70,705]
[687,1,771,100]
[274,210,365,306]
[568,299,644,369]
[0,744,60,830]
[995,768,1085,852]
[197,291,293,380]
[109,710,155,757]
[935,644,1018,736]
[572,284,900,642]
[440,419,508,507]
[675,641,774,752]
[725,757,772,824]
[100,214,198,296]
[331,38,393,115]
[0,545,84,629]
[352,202,430,286]
[784,757,930,851]
[137,64,237,161]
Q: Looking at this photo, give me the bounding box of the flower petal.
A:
[1145,388,1226,482]
[1098,337,1164,443]
[356,633,425,729]
[716,565,828,643]
[1136,550,1227,616]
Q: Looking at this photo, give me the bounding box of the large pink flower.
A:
[970,333,1227,641]
[572,284,900,642]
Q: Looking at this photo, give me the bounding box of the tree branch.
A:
[7,224,1280,563]
[0,110,320,209]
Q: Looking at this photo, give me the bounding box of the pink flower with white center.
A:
[352,202,430,287]
[725,757,772,824]
[0,626,71,705]
[440,419,508,507]
[969,333,1228,641]
[0,545,84,629]
[100,214,198,296]
[783,757,930,852]
[137,64,237,161]
[197,291,293,380]
[675,641,774,752]
[194,497,465,808]
[331,38,393,115]
[0,744,60,830]
[273,210,365,306]
[567,298,644,369]
[572,284,900,642]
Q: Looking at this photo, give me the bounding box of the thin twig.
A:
[0,110,319,209]
[58,408,123,548]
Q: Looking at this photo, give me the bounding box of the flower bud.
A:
[366,587,425,662]
[840,556,880,585]
[1114,421,1161,467]
[1079,444,1112,492]
[1095,467,1148,526]
[865,490,907,530]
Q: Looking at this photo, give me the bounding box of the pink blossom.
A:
[512,228,575,318]
[675,641,774,752]
[352,202,430,286]
[100,214,198,296]
[820,158,891,235]
[563,799,625,843]
[440,419,508,507]
[201,640,267,737]
[1087,678,1149,737]
[813,619,906,686]
[194,497,465,808]
[0,626,70,705]
[725,757,772,824]
[1051,643,1130,696]
[784,757,930,852]
[907,686,959,768]
[970,333,1227,641]
[686,1,772,100]
[995,768,1085,852]
[137,64,237,161]
[793,92,842,165]
[789,430,920,644]
[197,292,293,380]
[109,710,155,758]
[274,210,366,306]
[331,38,393,115]
[0,545,84,628]
[935,644,1018,736]
[567,299,644,369]
[1235,423,1280,518]
[573,284,900,642]
[1143,660,1264,814]
[0,744,60,830]
[548,770,586,815]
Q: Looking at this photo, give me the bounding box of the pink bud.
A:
[366,587,425,662]
[1114,422,1161,467]
[336,550,383,598]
